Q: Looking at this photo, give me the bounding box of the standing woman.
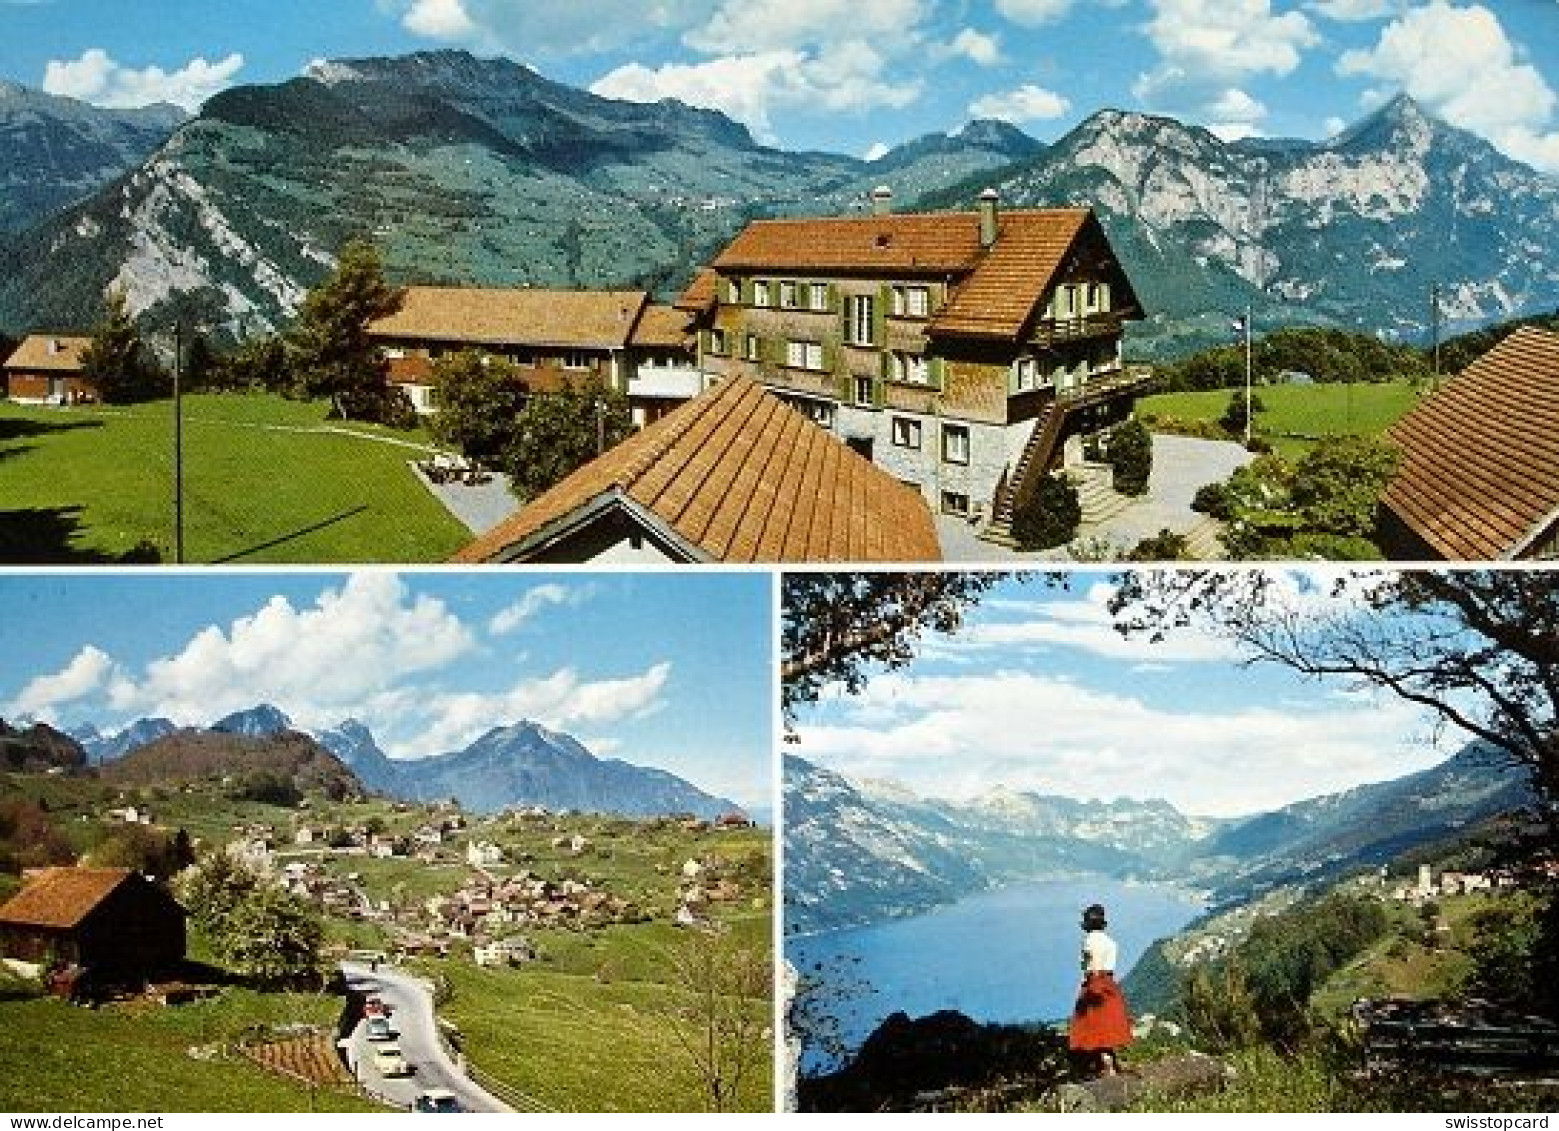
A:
[1068,903,1132,1076]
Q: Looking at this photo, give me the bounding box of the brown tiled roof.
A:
[675,269,720,314]
[453,375,941,563]
[709,208,1099,341]
[3,335,91,373]
[630,304,695,350]
[932,210,1092,338]
[370,287,648,350]
[0,868,135,929]
[1384,327,1559,560]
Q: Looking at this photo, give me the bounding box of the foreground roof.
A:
[1384,327,1559,560]
[628,304,695,350]
[710,207,1110,340]
[454,375,941,564]
[0,868,140,929]
[370,287,648,350]
[3,335,91,373]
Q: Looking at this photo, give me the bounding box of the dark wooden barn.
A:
[0,868,186,977]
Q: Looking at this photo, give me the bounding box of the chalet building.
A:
[1382,327,1559,560]
[680,189,1149,530]
[3,335,96,404]
[452,374,941,564]
[366,286,703,427]
[0,868,186,977]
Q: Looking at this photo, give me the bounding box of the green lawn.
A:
[0,394,471,563]
[0,983,381,1112]
[1139,380,1427,459]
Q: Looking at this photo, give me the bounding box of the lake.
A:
[787,876,1204,1070]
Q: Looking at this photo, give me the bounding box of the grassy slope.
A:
[1138,380,1425,459]
[0,982,380,1112]
[0,394,469,563]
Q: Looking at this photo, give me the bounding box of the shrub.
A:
[1220,391,1265,436]
[1127,529,1191,561]
[1101,418,1154,496]
[1011,474,1081,551]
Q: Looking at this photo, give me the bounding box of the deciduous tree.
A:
[504,379,631,501]
[81,289,162,404]
[666,930,771,1112]
[428,350,527,466]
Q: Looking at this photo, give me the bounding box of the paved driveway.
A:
[341,961,512,1113]
[936,434,1253,562]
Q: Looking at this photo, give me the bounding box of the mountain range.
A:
[61,704,739,819]
[783,743,1535,934]
[1,49,1554,354]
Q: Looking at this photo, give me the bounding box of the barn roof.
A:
[0,868,141,929]
[1383,327,1559,560]
[3,335,92,373]
[369,287,648,350]
[453,375,941,564]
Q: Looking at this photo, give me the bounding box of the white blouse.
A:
[1081,929,1118,974]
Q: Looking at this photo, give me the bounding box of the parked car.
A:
[365,1015,396,1041]
[373,1043,413,1077]
[414,1089,462,1113]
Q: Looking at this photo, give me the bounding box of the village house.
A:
[679,189,1149,534]
[473,935,536,968]
[366,285,703,427]
[466,841,504,868]
[452,374,941,564]
[1383,327,1559,560]
[0,868,186,979]
[2,334,96,405]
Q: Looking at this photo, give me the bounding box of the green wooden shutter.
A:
[797,282,811,311]
[875,285,890,344]
[930,356,948,391]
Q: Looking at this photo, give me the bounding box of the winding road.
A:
[340,961,512,1113]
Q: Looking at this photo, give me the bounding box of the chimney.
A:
[871,185,893,216]
[978,188,999,249]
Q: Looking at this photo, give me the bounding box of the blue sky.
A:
[0,569,774,811]
[1,1,1557,170]
[791,571,1468,817]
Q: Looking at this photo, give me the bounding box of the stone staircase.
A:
[1067,463,1131,525]
[1180,515,1226,559]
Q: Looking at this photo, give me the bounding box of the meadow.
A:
[0,393,470,563]
[1138,379,1426,459]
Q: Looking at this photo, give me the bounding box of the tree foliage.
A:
[1102,417,1154,496]
[1011,474,1082,551]
[1159,326,1433,393]
[428,350,528,466]
[214,334,289,392]
[666,930,771,1112]
[504,379,632,501]
[781,572,1013,722]
[80,288,163,404]
[1110,570,1559,826]
[174,851,323,987]
[285,238,410,424]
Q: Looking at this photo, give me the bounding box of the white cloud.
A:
[968,83,1072,124]
[1206,87,1269,139]
[1309,0,1399,20]
[402,662,673,756]
[109,573,477,730]
[1324,114,1348,135]
[994,0,1076,25]
[42,48,244,111]
[593,42,920,143]
[1133,0,1317,122]
[864,140,892,161]
[402,0,477,38]
[799,668,1451,816]
[9,646,121,721]
[387,0,711,54]
[945,28,1004,67]
[686,0,927,53]
[488,583,589,636]
[1337,2,1559,173]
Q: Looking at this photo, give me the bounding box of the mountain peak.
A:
[211,703,294,736]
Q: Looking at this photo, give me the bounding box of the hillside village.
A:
[0,727,773,1113]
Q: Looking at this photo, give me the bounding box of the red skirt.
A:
[1069,971,1133,1051]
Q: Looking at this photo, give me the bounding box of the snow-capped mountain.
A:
[64,702,738,820]
[0,81,184,236]
[785,742,1535,934]
[961,94,1559,352]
